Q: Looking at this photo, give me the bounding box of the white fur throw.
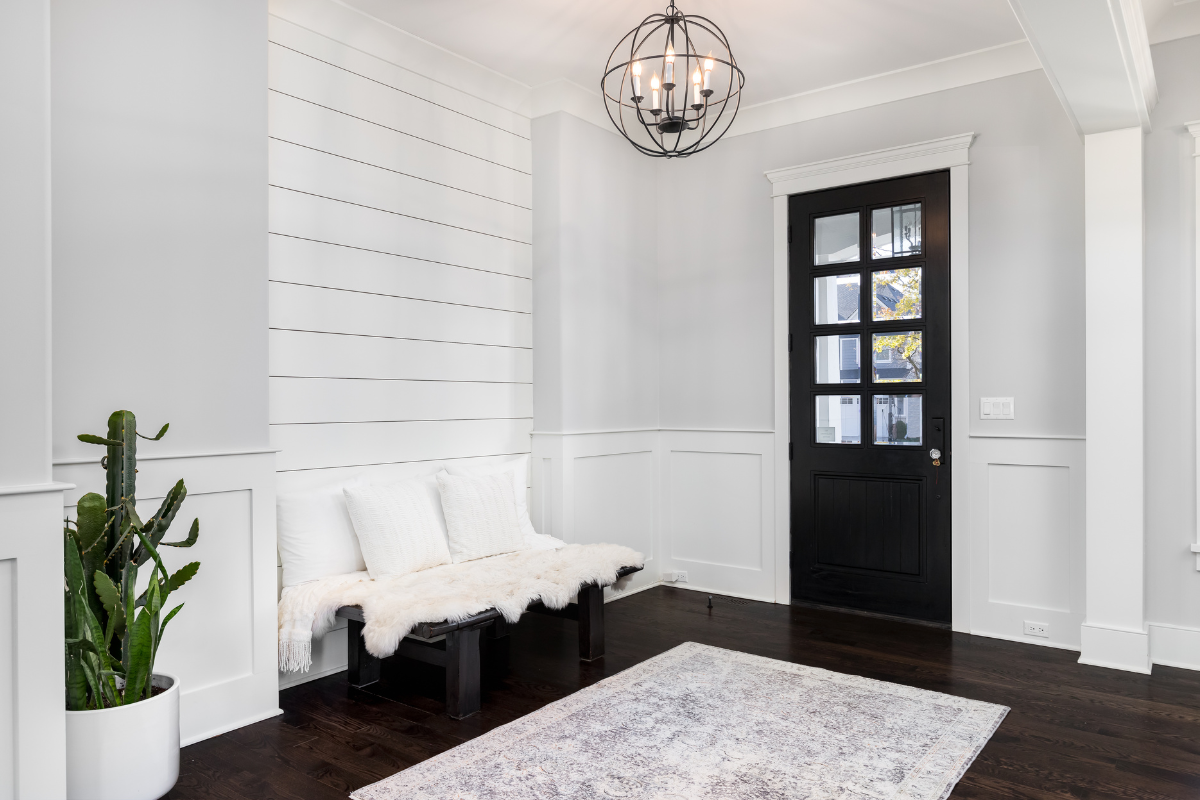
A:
[278,542,643,673]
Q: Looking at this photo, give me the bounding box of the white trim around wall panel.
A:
[967,436,1086,651]
[54,451,281,746]
[767,135,974,630]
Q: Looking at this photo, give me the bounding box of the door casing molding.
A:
[765,133,974,630]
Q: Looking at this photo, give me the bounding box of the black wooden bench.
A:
[336,565,642,718]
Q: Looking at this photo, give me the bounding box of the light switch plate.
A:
[980,397,1015,420]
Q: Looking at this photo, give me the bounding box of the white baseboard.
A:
[181,707,283,747]
[968,628,1082,652]
[660,581,776,604]
[1149,622,1200,671]
[278,662,349,691]
[1078,623,1152,674]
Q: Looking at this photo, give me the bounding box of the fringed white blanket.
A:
[278,542,644,673]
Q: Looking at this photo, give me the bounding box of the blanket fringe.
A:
[279,638,313,673]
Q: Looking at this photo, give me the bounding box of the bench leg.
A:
[346,618,381,688]
[578,583,605,661]
[445,626,482,719]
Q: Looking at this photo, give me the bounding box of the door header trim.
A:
[764,133,976,197]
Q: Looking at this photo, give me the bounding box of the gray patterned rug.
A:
[351,641,1007,800]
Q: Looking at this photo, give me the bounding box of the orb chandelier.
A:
[602,1,745,158]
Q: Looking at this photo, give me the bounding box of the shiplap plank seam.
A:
[269,184,532,246]
[270,136,531,210]
[268,88,529,175]
[268,40,529,142]
[277,453,531,474]
[269,280,531,315]
[270,328,533,350]
[270,377,533,383]
[268,233,532,281]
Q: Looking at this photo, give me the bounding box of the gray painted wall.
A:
[1145,35,1200,632]
[657,68,1086,437]
[533,111,659,433]
[51,1,269,459]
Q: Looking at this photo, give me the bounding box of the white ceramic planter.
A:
[65,673,180,800]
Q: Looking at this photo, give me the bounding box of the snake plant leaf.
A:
[161,517,199,548]
[136,423,169,441]
[123,609,153,703]
[77,434,124,447]
[65,637,102,657]
[165,562,200,596]
[153,603,184,662]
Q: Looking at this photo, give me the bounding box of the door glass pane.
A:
[814,212,860,265]
[813,273,860,324]
[873,394,922,445]
[815,395,861,444]
[815,334,860,384]
[872,268,922,321]
[872,331,922,383]
[871,203,922,258]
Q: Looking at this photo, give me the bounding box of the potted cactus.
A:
[64,410,200,800]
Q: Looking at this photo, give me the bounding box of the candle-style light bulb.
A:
[664,43,675,86]
[650,72,661,113]
[692,66,702,107]
[631,60,643,102]
[703,53,714,93]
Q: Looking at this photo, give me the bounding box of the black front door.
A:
[789,171,951,623]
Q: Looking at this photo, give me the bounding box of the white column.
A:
[1080,127,1149,673]
[0,1,69,797]
[1190,122,1200,572]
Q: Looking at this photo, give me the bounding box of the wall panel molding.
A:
[54,451,281,746]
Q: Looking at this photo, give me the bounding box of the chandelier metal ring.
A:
[602,1,745,158]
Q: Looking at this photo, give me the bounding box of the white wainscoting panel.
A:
[269,1,535,689]
[533,432,660,599]
[55,451,280,746]
[573,451,655,558]
[662,431,777,601]
[968,437,1085,650]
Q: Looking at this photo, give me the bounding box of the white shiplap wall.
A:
[267,12,533,492]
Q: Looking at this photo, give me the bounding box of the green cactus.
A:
[64,410,200,710]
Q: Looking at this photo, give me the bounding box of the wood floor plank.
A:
[166,587,1200,799]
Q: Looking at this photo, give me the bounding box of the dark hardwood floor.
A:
[167,587,1200,799]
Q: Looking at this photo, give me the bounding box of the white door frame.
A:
[765,133,975,630]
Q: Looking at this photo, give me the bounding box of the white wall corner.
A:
[1191,120,1200,570]
[528,78,616,136]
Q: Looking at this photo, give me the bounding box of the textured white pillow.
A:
[444,455,538,539]
[277,477,367,588]
[436,471,527,563]
[343,475,452,579]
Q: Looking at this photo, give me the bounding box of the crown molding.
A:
[764,133,976,197]
[728,41,1038,139]
[528,78,615,134]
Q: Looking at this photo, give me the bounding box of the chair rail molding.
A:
[1190,120,1200,570]
[766,132,974,624]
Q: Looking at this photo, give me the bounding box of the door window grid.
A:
[807,203,926,446]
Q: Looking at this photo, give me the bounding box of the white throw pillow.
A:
[436,471,527,563]
[277,477,367,588]
[343,475,452,579]
[444,455,538,539]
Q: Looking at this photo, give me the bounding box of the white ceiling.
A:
[339,0,1028,108]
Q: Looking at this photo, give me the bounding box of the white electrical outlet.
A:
[676,571,688,583]
[1023,621,1049,638]
[980,397,1015,420]
[665,571,689,583]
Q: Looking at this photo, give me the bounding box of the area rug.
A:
[350,641,1008,800]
